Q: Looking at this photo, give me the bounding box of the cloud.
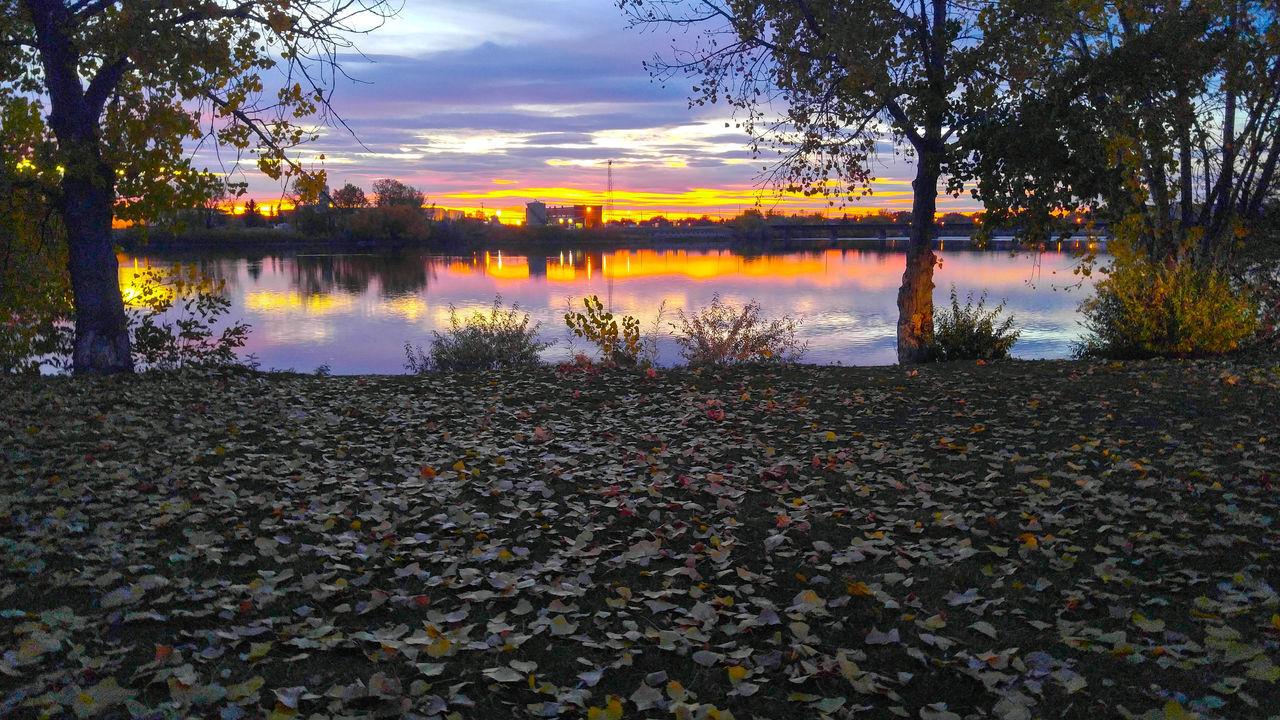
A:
[201,0,972,217]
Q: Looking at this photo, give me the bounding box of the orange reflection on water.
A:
[543,249,832,281]
[484,252,530,280]
[546,263,576,282]
[117,264,174,308]
[245,291,354,314]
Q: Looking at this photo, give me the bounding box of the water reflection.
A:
[120,244,1099,374]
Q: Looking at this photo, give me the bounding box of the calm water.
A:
[119,243,1100,374]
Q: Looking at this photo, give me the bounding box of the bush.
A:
[124,263,251,370]
[931,286,1020,361]
[405,296,551,372]
[671,294,806,366]
[564,295,642,366]
[1076,242,1257,359]
[4,261,248,373]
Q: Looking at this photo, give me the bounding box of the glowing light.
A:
[244,291,353,314]
[484,254,530,280]
[380,296,429,321]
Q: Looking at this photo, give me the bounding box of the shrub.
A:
[405,296,551,372]
[125,263,251,370]
[671,294,806,366]
[931,286,1020,361]
[1,279,73,375]
[564,295,642,366]
[1076,242,1257,359]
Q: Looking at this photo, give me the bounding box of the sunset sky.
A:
[228,0,975,221]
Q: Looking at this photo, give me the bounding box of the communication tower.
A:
[606,159,614,223]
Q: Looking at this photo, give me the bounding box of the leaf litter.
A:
[1,358,1278,719]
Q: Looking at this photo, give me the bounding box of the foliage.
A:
[0,91,72,374]
[4,359,1279,718]
[242,199,265,229]
[617,1,1063,362]
[1077,240,1258,359]
[123,263,251,371]
[347,204,430,242]
[330,183,369,209]
[671,294,806,366]
[372,178,425,208]
[405,296,551,372]
[931,286,1020,361]
[963,1,1280,260]
[564,295,642,366]
[2,0,394,373]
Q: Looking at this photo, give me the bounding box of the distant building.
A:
[425,207,466,222]
[526,201,548,226]
[543,204,603,229]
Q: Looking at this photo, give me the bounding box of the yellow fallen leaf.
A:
[226,676,264,701]
[1018,533,1038,548]
[246,642,273,661]
[824,431,837,441]
[847,581,873,597]
[266,703,298,720]
[727,665,748,683]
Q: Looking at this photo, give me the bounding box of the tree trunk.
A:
[63,163,133,375]
[897,156,940,364]
[26,0,133,374]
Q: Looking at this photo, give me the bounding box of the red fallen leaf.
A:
[618,508,635,517]
[134,481,157,493]
[154,645,173,661]
[239,600,252,613]
[420,466,436,479]
[413,595,431,607]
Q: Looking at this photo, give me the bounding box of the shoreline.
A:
[115,225,1108,256]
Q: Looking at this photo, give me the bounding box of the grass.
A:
[2,358,1278,719]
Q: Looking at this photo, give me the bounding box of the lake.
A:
[119,243,1101,374]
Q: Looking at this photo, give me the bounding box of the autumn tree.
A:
[2,1,394,374]
[331,182,369,209]
[372,178,425,208]
[1,91,71,373]
[617,0,1060,362]
[965,0,1279,264]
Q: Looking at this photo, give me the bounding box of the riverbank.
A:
[3,359,1277,719]
[114,223,1103,256]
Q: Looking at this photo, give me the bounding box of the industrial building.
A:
[526,201,602,229]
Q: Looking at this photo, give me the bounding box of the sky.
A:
[229,0,972,221]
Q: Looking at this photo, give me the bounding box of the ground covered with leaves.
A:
[2,359,1279,720]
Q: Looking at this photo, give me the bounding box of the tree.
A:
[243,199,264,228]
[331,182,369,209]
[372,178,425,208]
[617,0,1057,362]
[964,0,1279,265]
[1,91,71,373]
[2,1,394,374]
